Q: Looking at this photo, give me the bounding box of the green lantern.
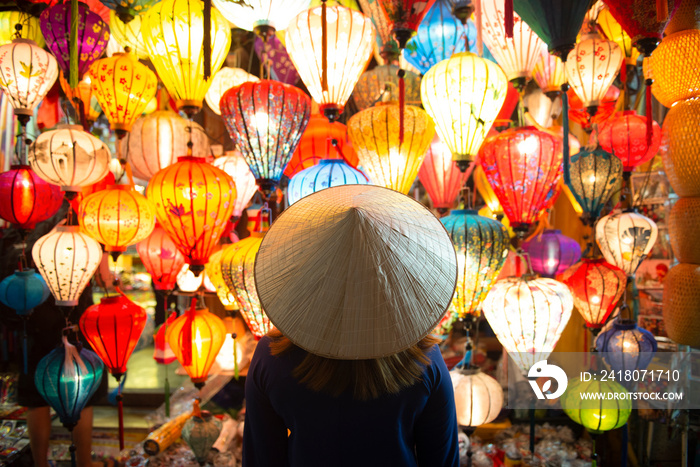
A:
[562,377,632,433]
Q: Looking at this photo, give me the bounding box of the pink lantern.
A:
[418,136,471,213]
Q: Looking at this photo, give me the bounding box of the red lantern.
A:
[153,312,177,365]
[136,224,187,292]
[494,79,520,129]
[567,86,620,132]
[603,0,682,56]
[418,135,471,213]
[382,0,437,48]
[0,165,63,230]
[597,110,662,173]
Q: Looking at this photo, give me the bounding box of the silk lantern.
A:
[562,378,631,433]
[108,11,148,59]
[523,86,562,128]
[176,264,205,294]
[482,275,573,374]
[0,166,63,230]
[136,224,187,292]
[141,0,231,116]
[479,126,562,233]
[0,11,44,47]
[644,30,700,108]
[603,0,681,56]
[285,5,374,121]
[474,166,504,217]
[381,0,436,48]
[347,103,434,195]
[595,211,658,277]
[101,0,156,23]
[559,259,627,330]
[288,159,368,205]
[441,210,509,318]
[522,230,581,277]
[567,85,620,132]
[450,368,503,427]
[205,247,238,310]
[28,124,111,192]
[32,226,103,307]
[220,80,311,195]
[663,264,700,347]
[598,111,662,173]
[204,67,259,116]
[182,402,222,464]
[58,72,101,126]
[596,7,641,69]
[418,136,471,212]
[352,64,421,111]
[421,52,508,171]
[153,312,177,365]
[0,269,49,316]
[661,97,700,197]
[147,156,236,276]
[211,0,311,34]
[595,319,657,373]
[566,148,623,226]
[212,151,258,220]
[533,52,566,95]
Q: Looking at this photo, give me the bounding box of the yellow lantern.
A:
[285,5,375,121]
[643,29,700,108]
[474,165,503,217]
[58,72,102,126]
[347,103,434,194]
[421,52,508,171]
[450,368,503,427]
[532,52,566,95]
[596,6,640,67]
[0,11,45,47]
[661,97,700,197]
[141,0,231,117]
[204,247,238,310]
[108,10,148,60]
[204,67,259,115]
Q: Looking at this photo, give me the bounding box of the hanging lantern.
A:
[559,258,627,330]
[88,52,158,136]
[352,64,421,111]
[204,247,238,310]
[358,0,400,65]
[596,7,641,69]
[567,85,620,132]
[669,197,700,264]
[603,0,681,56]
[533,52,567,95]
[40,2,110,83]
[521,230,581,278]
[566,148,623,226]
[595,319,657,373]
[381,0,436,49]
[288,159,368,205]
[0,11,44,47]
[215,318,245,371]
[661,97,700,197]
[482,275,573,374]
[176,264,205,294]
[450,368,503,427]
[147,157,236,276]
[418,136,471,213]
[523,85,562,128]
[597,111,661,173]
[141,0,231,116]
[27,124,111,192]
[347,103,435,195]
[441,210,509,318]
[254,34,301,85]
[136,224,187,292]
[122,111,211,181]
[0,39,59,123]
[0,166,63,230]
[0,269,50,316]
[32,225,103,307]
[644,30,700,108]
[285,5,374,121]
[79,294,148,379]
[562,378,631,433]
[58,72,102,126]
[663,263,700,347]
[212,151,258,220]
[108,10,148,59]
[595,211,658,277]
[421,52,508,171]
[474,166,504,217]
[221,80,312,194]
[100,0,155,23]
[212,0,310,35]
[479,126,563,233]
[204,67,259,116]
[166,305,227,387]
[182,401,222,465]
[153,312,177,365]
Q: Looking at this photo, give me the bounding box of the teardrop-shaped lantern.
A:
[0,165,63,230]
[523,85,562,128]
[418,136,471,212]
[58,72,102,126]
[101,0,157,23]
[597,110,661,173]
[603,0,682,56]
[182,404,222,464]
[32,225,103,307]
[0,11,44,47]
[421,52,508,170]
[381,0,436,48]
[0,269,50,316]
[147,157,236,276]
[136,224,187,292]
[522,229,581,277]
[567,85,620,132]
[285,5,375,121]
[450,367,503,427]
[595,211,658,277]
[204,67,259,116]
[212,151,258,220]
[567,148,622,226]
[358,0,400,64]
[205,247,238,310]
[347,103,435,194]
[352,64,421,111]
[595,319,657,372]
[533,52,566,94]
[108,10,148,59]
[562,378,631,433]
[211,0,311,34]
[288,159,368,205]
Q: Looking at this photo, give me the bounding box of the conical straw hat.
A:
[255,185,458,359]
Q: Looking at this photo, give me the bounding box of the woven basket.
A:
[661,98,700,197]
[663,263,700,347]
[666,0,700,34]
[669,197,700,263]
[644,30,700,107]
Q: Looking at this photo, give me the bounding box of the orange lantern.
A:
[418,135,471,213]
[59,72,101,126]
[204,247,238,311]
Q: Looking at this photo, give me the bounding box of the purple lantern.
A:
[40,2,110,82]
[254,35,299,85]
[522,229,581,277]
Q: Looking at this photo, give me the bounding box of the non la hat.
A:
[254,184,458,360]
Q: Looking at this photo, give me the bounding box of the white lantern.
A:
[524,86,562,129]
[28,124,111,192]
[450,368,503,427]
[595,211,658,277]
[566,34,623,112]
[205,67,259,115]
[32,225,103,307]
[212,151,258,219]
[287,159,367,205]
[215,333,244,372]
[211,0,311,34]
[176,264,203,294]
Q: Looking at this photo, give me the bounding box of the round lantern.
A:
[101,0,156,23]
[211,0,311,34]
[421,52,508,170]
[147,156,236,276]
[136,224,187,292]
[220,80,312,194]
[660,97,700,197]
[567,148,623,226]
[288,159,368,205]
[381,0,434,48]
[0,269,50,316]
[0,11,44,47]
[595,211,658,277]
[441,210,509,317]
[598,111,661,173]
[669,197,700,264]
[567,85,620,132]
[166,305,227,387]
[40,2,109,83]
[522,230,581,277]
[285,5,374,121]
[595,319,657,373]
[0,39,59,123]
[0,165,63,230]
[108,10,148,59]
[603,0,681,56]
[79,294,148,379]
[58,72,102,126]
[533,52,566,95]
[122,111,210,181]
[418,136,471,212]
[644,30,700,108]
[181,402,222,464]
[212,151,258,220]
[450,368,503,427]
[28,124,111,192]
[204,67,259,116]
[204,247,238,310]
[562,378,631,433]
[347,103,434,195]
[141,0,231,116]
[665,0,700,34]
[88,52,158,136]
[663,263,700,347]
[352,64,421,111]
[559,259,627,330]
[482,275,573,374]
[79,185,156,256]
[32,225,103,307]
[478,126,563,232]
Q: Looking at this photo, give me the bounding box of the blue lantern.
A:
[0,269,50,316]
[521,229,581,278]
[596,319,657,376]
[567,148,623,226]
[287,159,368,205]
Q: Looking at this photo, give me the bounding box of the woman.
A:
[243,185,460,466]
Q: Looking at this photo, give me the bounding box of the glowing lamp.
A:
[204,67,259,116]
[559,259,627,330]
[176,264,204,294]
[0,11,44,47]
[521,230,581,277]
[523,86,562,128]
[108,11,148,59]
[533,52,566,94]
[596,7,640,67]
[136,224,187,292]
[662,264,700,347]
[101,0,156,24]
[562,378,631,433]
[595,319,657,373]
[0,166,63,230]
[482,275,573,374]
[603,0,681,56]
[204,247,238,310]
[216,332,244,372]
[212,151,258,219]
[285,5,374,121]
[644,30,700,108]
[58,72,102,126]
[598,111,661,173]
[566,148,622,226]
[381,0,436,48]
[347,103,435,194]
[153,312,177,365]
[141,0,231,116]
[450,368,503,427]
[352,64,421,111]
[418,136,471,212]
[0,269,50,316]
[288,159,368,205]
[211,0,311,34]
[567,85,620,132]
[596,211,658,277]
[474,166,503,217]
[421,52,508,170]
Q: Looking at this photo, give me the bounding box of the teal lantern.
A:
[0,269,50,316]
[287,160,368,205]
[567,148,623,226]
[182,401,222,465]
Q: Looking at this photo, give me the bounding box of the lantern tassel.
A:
[656,0,669,22]
[645,80,653,148]
[182,297,197,367]
[504,0,514,39]
[476,0,483,57]
[203,0,212,80]
[69,0,78,89]
[321,0,328,93]
[398,69,405,145]
[117,390,124,451]
[561,83,571,187]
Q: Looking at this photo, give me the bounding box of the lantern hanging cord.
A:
[398,69,405,144]
[203,0,212,80]
[321,0,328,93]
[561,82,571,187]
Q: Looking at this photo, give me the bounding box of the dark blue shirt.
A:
[243,336,460,467]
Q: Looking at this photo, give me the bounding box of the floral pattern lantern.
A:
[450,368,503,427]
[0,166,63,230]
[418,136,471,213]
[108,11,149,59]
[596,211,658,277]
[204,67,259,116]
[522,230,581,277]
[566,148,622,226]
[595,319,657,373]
[288,159,368,205]
[533,52,567,95]
[562,378,631,433]
[136,224,187,292]
[213,151,258,220]
[352,64,421,111]
[596,7,641,70]
[211,0,311,34]
[597,110,662,173]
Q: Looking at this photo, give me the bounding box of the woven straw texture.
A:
[661,97,700,197]
[669,197,700,263]
[254,185,458,360]
[665,0,700,33]
[663,263,700,347]
[645,30,700,107]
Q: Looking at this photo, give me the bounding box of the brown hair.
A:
[267,328,440,401]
